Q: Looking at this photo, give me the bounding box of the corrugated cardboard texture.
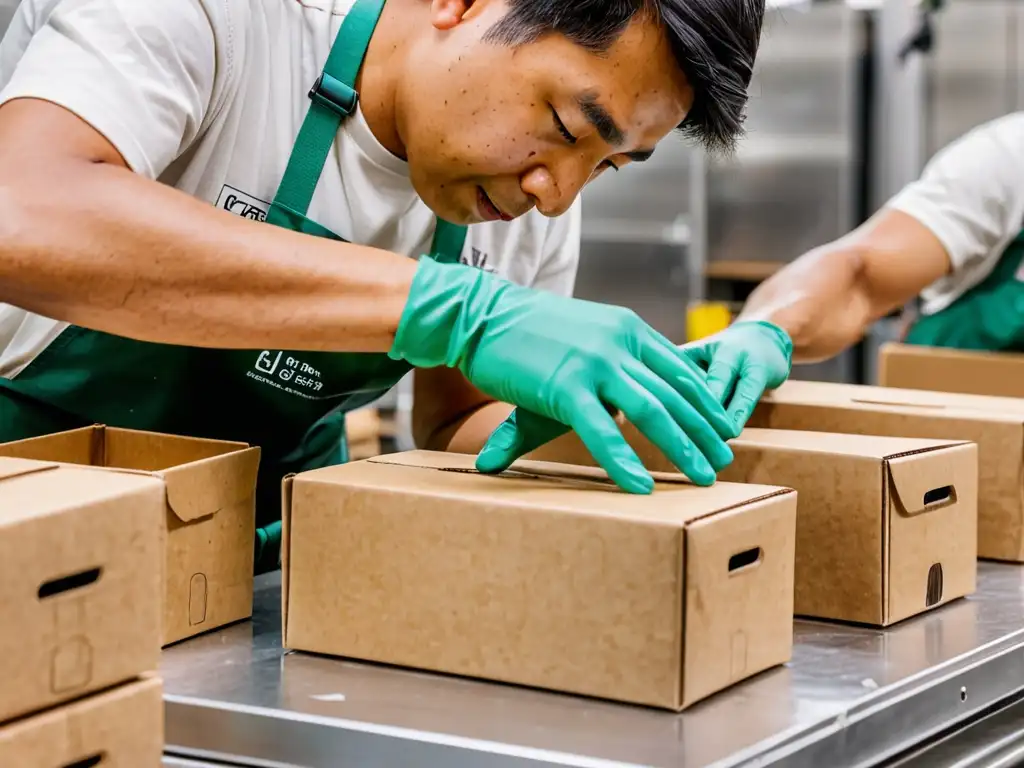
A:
[721,429,977,625]
[0,426,260,645]
[0,676,163,767]
[879,343,1024,398]
[0,458,163,723]
[749,380,1022,561]
[283,451,796,711]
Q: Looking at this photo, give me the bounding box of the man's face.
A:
[395,0,694,225]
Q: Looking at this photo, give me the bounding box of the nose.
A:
[519,157,592,218]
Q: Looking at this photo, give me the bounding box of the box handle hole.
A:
[728,547,762,573]
[64,754,104,768]
[38,567,101,600]
[926,563,944,607]
[923,485,954,507]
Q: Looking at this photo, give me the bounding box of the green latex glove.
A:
[390,258,735,492]
[679,320,793,434]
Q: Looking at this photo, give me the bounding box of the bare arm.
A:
[412,367,511,453]
[0,99,416,351]
[738,208,951,362]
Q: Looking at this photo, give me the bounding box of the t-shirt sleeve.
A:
[531,198,581,297]
[0,0,217,179]
[886,112,1024,272]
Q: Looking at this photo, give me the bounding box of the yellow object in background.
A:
[686,302,733,341]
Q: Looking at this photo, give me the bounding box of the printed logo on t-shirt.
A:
[461,246,497,274]
[216,185,269,222]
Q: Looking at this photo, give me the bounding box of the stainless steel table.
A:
[161,563,1024,768]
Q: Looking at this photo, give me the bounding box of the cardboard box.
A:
[0,457,163,723]
[0,676,163,766]
[879,343,1024,398]
[0,426,260,645]
[748,380,1024,562]
[282,450,798,711]
[720,429,977,625]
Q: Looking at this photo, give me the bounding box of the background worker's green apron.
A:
[0,0,466,573]
[905,231,1024,351]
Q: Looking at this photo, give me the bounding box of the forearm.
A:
[422,401,513,454]
[0,123,415,352]
[739,210,952,363]
[738,242,876,363]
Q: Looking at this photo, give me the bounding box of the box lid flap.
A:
[735,428,966,458]
[308,451,794,526]
[160,447,261,522]
[766,380,1024,420]
[0,456,58,481]
[886,451,963,515]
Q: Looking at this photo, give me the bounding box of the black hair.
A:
[483,0,765,154]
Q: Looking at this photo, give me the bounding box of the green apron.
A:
[905,231,1024,351]
[0,0,467,572]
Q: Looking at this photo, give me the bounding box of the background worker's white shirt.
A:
[886,112,1024,316]
[0,0,580,377]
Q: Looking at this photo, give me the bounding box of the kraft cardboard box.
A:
[0,676,163,767]
[282,450,798,711]
[879,343,1024,398]
[720,429,977,625]
[0,426,260,645]
[0,457,163,723]
[748,380,1024,562]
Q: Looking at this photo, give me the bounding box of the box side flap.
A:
[681,493,797,708]
[885,443,978,624]
[0,427,97,464]
[887,445,974,516]
[160,447,261,523]
[104,428,250,472]
[281,475,294,648]
[0,457,58,482]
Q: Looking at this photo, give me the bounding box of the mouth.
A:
[476,187,513,223]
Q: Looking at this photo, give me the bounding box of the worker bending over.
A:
[688,111,1024,416]
[0,0,768,570]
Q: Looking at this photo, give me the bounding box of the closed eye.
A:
[553,107,620,174]
[551,108,577,145]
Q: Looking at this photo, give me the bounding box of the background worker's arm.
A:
[740,111,1024,363]
[0,98,417,352]
[737,210,950,362]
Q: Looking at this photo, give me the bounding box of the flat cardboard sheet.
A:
[0,457,163,723]
[282,451,797,711]
[0,676,163,767]
[722,429,977,625]
[879,343,1024,398]
[0,426,260,645]
[749,380,1024,561]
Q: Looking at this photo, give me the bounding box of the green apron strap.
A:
[430,219,467,264]
[266,0,468,263]
[267,0,385,226]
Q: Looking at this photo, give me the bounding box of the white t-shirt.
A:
[0,0,580,377]
[886,111,1024,315]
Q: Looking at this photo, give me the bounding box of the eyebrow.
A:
[576,91,655,163]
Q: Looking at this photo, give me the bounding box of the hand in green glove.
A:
[679,320,793,435]
[390,258,735,492]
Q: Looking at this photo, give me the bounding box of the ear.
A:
[429,0,473,31]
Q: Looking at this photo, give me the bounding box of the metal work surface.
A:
[162,564,1024,768]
